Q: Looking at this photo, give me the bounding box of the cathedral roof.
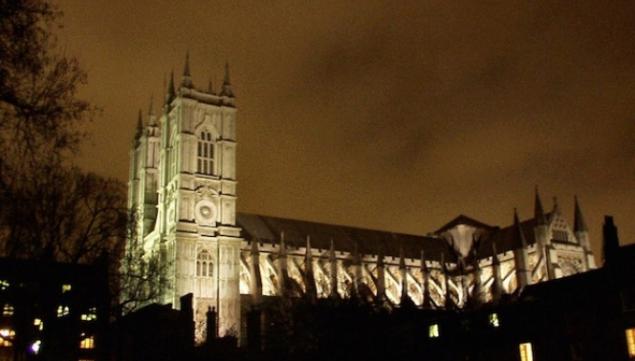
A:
[237,213,454,262]
[238,211,555,263]
[435,214,497,234]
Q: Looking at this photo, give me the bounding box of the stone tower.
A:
[129,54,242,342]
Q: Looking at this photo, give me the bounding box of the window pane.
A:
[519,342,534,361]
[626,328,635,358]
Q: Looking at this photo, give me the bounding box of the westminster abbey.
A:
[127,55,596,343]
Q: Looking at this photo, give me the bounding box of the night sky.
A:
[57,1,635,256]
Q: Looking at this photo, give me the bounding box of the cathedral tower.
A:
[130,55,242,341]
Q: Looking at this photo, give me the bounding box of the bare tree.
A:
[0,0,167,319]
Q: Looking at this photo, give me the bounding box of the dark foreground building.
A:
[0,257,109,361]
[116,216,634,361]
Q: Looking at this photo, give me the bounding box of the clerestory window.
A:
[197,131,215,175]
[196,250,213,278]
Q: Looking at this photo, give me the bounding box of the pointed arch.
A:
[196,130,215,175]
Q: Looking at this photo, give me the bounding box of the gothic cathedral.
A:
[128,55,596,344]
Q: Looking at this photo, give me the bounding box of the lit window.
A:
[0,328,15,347]
[196,250,213,278]
[56,305,69,317]
[489,313,500,328]
[2,304,13,316]
[197,131,215,175]
[626,328,635,358]
[81,307,97,321]
[62,284,72,293]
[0,280,9,290]
[30,340,41,354]
[428,324,440,338]
[519,342,534,361]
[33,318,43,331]
[80,336,94,349]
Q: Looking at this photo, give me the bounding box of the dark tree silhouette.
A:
[0,0,166,320]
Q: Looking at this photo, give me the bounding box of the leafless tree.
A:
[0,0,167,319]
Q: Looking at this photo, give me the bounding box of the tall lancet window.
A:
[196,250,213,278]
[197,131,215,175]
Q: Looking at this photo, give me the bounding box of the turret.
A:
[513,208,531,290]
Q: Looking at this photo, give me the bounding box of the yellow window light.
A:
[488,313,500,328]
[626,328,635,358]
[428,324,440,338]
[519,342,534,361]
[79,336,94,349]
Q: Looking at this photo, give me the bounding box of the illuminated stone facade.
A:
[128,57,596,344]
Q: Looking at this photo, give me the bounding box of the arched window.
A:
[196,250,213,277]
[197,131,214,175]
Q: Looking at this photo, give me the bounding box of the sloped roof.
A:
[435,214,497,234]
[238,211,555,262]
[237,213,453,261]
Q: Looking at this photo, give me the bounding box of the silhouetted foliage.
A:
[0,0,165,319]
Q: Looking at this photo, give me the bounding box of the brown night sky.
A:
[56,0,635,256]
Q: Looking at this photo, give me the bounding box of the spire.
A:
[166,71,176,105]
[513,208,528,248]
[574,195,588,233]
[135,110,143,139]
[182,51,193,88]
[220,62,234,97]
[534,186,547,226]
